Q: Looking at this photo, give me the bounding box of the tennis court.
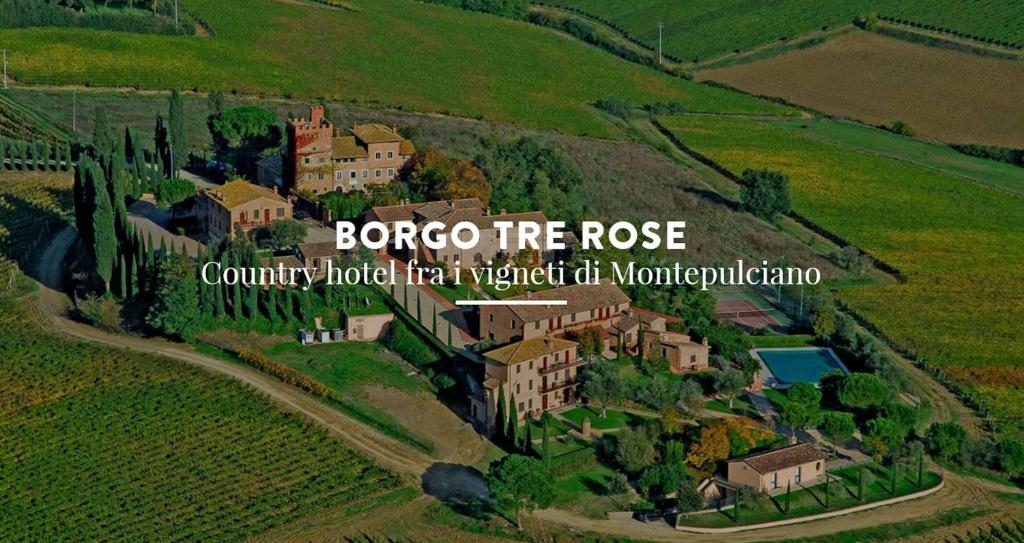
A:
[714,289,792,331]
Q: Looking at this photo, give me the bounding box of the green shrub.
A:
[384,319,441,368]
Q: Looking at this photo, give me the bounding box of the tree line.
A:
[0,137,73,172]
[0,0,194,35]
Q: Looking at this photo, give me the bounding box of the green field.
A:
[662,114,1024,432]
[262,340,437,453]
[0,296,407,542]
[548,0,1024,62]
[0,91,68,142]
[0,0,790,139]
[773,118,1024,196]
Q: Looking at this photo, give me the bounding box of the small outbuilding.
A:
[727,443,826,494]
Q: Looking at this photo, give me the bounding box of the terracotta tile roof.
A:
[400,140,416,155]
[632,306,683,325]
[368,198,484,224]
[351,123,405,144]
[298,242,341,259]
[505,280,631,323]
[730,443,825,474]
[205,179,286,210]
[259,255,304,269]
[331,135,368,159]
[484,336,578,366]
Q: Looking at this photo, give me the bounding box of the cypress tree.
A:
[229,253,241,320]
[118,253,127,298]
[507,394,520,449]
[542,414,551,470]
[300,287,311,323]
[246,284,259,320]
[88,161,117,293]
[73,159,94,248]
[283,287,294,322]
[268,284,279,323]
[215,251,227,315]
[94,108,114,156]
[25,141,35,171]
[0,138,6,170]
[129,256,139,298]
[146,231,156,280]
[197,247,212,316]
[523,418,533,455]
[168,90,187,178]
[64,142,73,171]
[159,237,167,263]
[496,386,508,442]
[416,293,421,322]
[41,142,51,171]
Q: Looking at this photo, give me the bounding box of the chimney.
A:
[702,337,708,347]
[310,106,324,126]
[500,209,507,215]
[526,291,532,299]
[392,125,398,134]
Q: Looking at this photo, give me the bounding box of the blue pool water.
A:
[756,348,848,388]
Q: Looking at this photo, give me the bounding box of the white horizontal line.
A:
[455,300,567,306]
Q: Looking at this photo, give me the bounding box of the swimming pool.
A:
[754,347,849,389]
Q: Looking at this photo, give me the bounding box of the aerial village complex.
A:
[1,2,1021,540]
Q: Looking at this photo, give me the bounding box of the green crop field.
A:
[0,175,408,541]
[0,91,68,142]
[0,0,790,139]
[661,114,1024,432]
[770,118,1024,196]
[548,0,1024,61]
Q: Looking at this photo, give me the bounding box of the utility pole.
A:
[2,49,8,90]
[657,23,663,65]
[72,90,77,133]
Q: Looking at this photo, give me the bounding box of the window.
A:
[488,314,494,323]
[690,355,697,363]
[387,168,395,177]
[303,157,310,164]
[362,169,368,178]
[387,151,394,159]
[319,157,325,163]
[375,169,382,178]
[515,383,520,394]
[336,171,343,180]
[662,347,667,357]
[528,399,533,409]
[350,170,356,179]
[510,320,516,329]
[555,352,561,361]
[518,402,524,412]
[795,466,802,483]
[516,365,521,374]
[276,208,284,217]
[318,173,324,180]
[375,151,381,159]
[528,380,533,391]
[528,360,533,370]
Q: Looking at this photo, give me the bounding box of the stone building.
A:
[197,179,292,240]
[470,336,582,433]
[284,106,415,195]
[727,443,827,494]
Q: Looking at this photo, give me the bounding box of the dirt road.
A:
[34,226,435,479]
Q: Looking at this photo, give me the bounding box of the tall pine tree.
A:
[86,160,117,293]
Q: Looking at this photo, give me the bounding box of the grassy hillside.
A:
[0,91,68,142]
[662,114,1024,432]
[0,0,790,139]
[548,0,1024,61]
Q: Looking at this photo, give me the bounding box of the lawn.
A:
[552,463,629,518]
[704,395,760,419]
[560,405,655,431]
[262,340,437,453]
[430,281,473,305]
[662,114,1024,434]
[0,0,789,139]
[549,0,1024,62]
[751,334,817,349]
[0,294,407,542]
[340,283,391,316]
[680,462,942,528]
